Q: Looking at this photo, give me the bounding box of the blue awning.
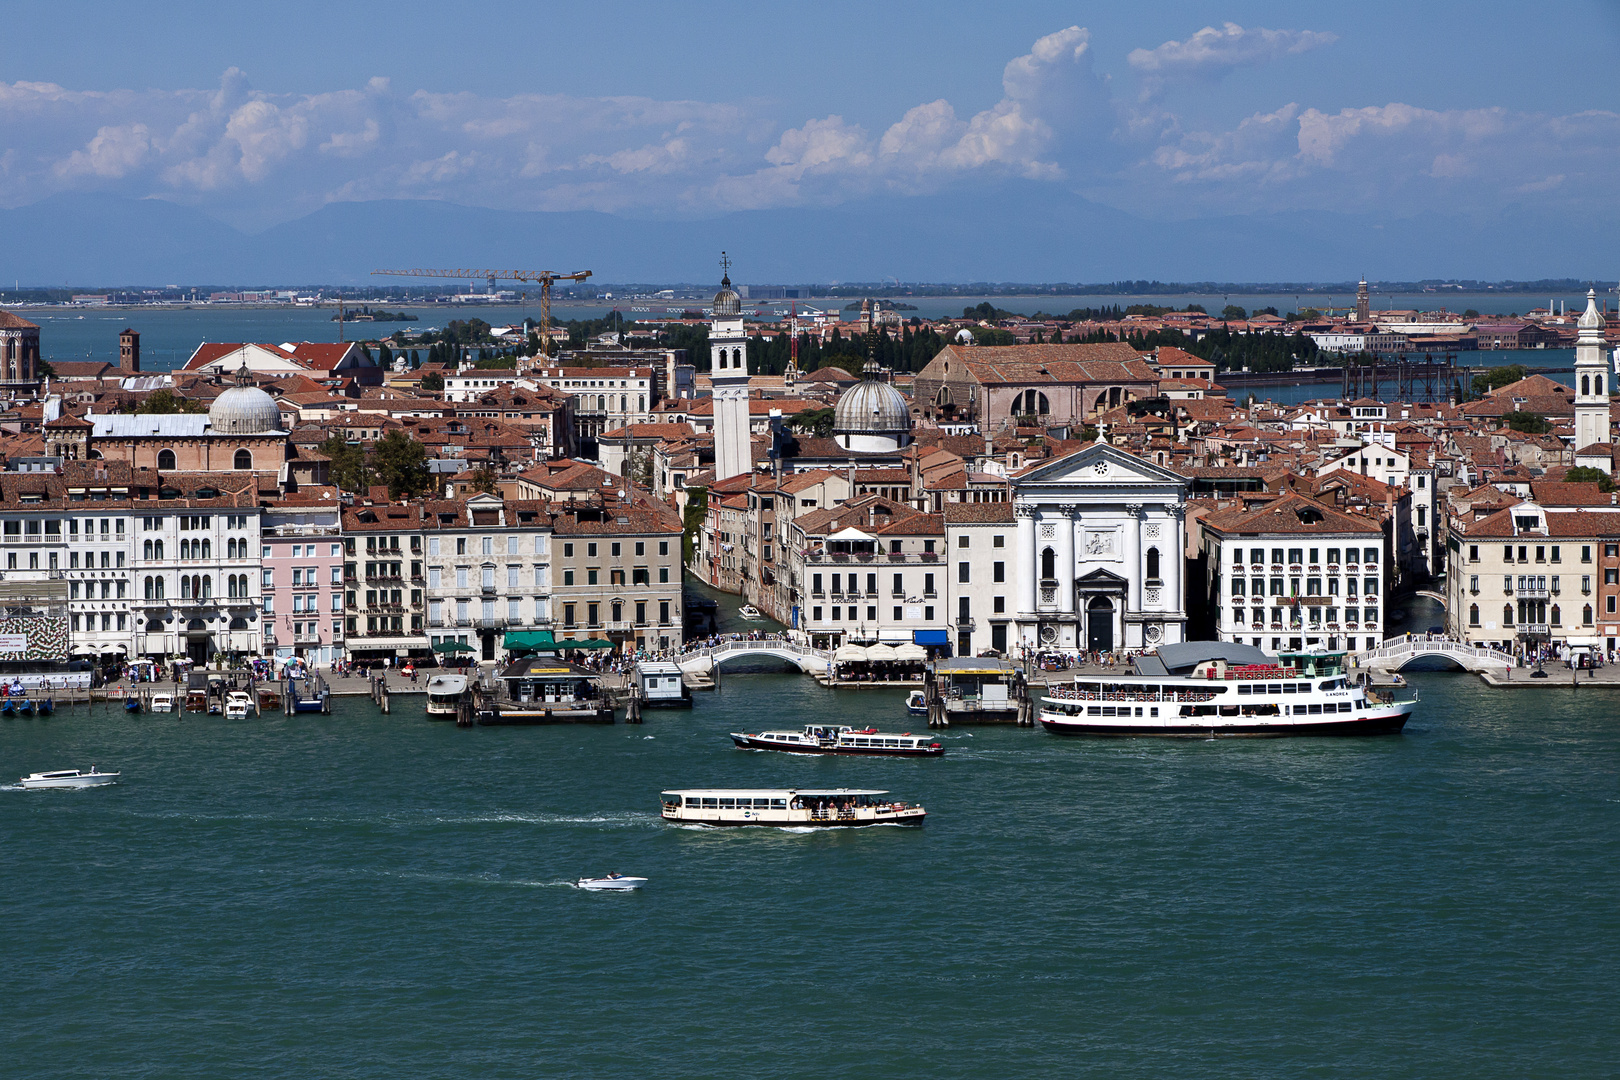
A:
[913,630,949,645]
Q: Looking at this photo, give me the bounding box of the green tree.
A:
[318,434,373,494]
[378,342,393,369]
[1504,411,1552,435]
[373,430,432,498]
[133,389,208,414]
[681,487,708,565]
[1563,466,1617,492]
[420,370,444,393]
[467,466,497,494]
[1221,304,1247,320]
[1463,309,1481,319]
[1471,365,1526,395]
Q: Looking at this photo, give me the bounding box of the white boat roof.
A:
[662,788,890,797]
[635,662,684,675]
[426,674,468,690]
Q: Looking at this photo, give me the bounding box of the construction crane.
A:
[371,267,593,362]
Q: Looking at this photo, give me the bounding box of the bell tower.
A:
[119,327,141,373]
[710,252,751,481]
[1575,288,1610,448]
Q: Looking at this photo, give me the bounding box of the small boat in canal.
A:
[905,689,928,715]
[730,724,943,756]
[149,693,174,714]
[224,690,253,719]
[124,695,142,713]
[37,698,53,716]
[576,874,647,891]
[661,788,926,827]
[18,698,36,716]
[737,604,762,620]
[20,767,119,789]
[424,674,468,720]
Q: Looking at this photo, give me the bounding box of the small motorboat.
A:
[906,689,928,715]
[20,767,119,789]
[576,874,647,891]
[737,605,762,620]
[124,695,142,713]
[224,690,253,720]
[149,693,174,714]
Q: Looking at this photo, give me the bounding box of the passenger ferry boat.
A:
[1039,643,1414,738]
[660,788,926,827]
[424,674,468,719]
[730,725,943,756]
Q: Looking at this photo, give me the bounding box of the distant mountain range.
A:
[0,186,1600,288]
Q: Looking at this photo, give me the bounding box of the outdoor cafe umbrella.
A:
[432,640,476,654]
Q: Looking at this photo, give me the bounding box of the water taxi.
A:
[149,693,175,714]
[905,689,928,715]
[576,874,647,891]
[424,674,468,719]
[224,690,253,719]
[730,725,943,756]
[20,768,119,789]
[660,788,926,827]
[1038,643,1414,738]
[737,605,763,620]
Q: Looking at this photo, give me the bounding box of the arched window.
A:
[1503,604,1513,626]
[1469,603,1479,626]
[227,575,237,599]
[144,576,154,600]
[153,540,163,561]
[1582,375,1590,395]
[1599,375,1605,396]
[202,576,212,599]
[1551,604,1561,626]
[227,538,237,559]
[1041,547,1056,580]
[234,449,252,470]
[201,539,211,560]
[155,577,164,599]
[1584,604,1594,625]
[143,540,152,560]
[181,576,193,599]
[1145,546,1160,581]
[157,449,176,471]
[620,395,627,412]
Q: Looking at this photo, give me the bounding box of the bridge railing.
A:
[676,636,831,665]
[1354,638,1512,666]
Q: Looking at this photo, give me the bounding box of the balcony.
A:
[1517,586,1549,599]
[955,617,976,631]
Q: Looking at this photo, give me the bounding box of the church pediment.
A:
[1076,568,1128,586]
[1015,442,1185,489]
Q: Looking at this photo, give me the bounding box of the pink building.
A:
[261,490,346,666]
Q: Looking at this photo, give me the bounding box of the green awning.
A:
[556,637,617,650]
[503,630,558,651]
[432,640,476,653]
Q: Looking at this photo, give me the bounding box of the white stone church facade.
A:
[1012,443,1188,654]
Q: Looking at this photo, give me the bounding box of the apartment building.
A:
[786,494,951,651]
[527,366,659,448]
[942,503,1017,657]
[421,494,553,663]
[1199,493,1388,654]
[551,502,684,652]
[261,490,345,667]
[1445,498,1620,655]
[340,503,428,663]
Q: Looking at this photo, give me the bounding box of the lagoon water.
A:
[4,671,1617,1078]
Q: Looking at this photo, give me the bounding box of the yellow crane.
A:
[371,267,593,361]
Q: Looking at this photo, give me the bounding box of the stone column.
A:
[1056,503,1077,617]
[1015,503,1036,619]
[1164,507,1183,615]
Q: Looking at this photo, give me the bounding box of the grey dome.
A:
[209,384,282,434]
[712,274,742,317]
[833,362,910,435]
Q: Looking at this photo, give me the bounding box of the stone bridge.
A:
[1352,637,1512,674]
[676,639,830,675]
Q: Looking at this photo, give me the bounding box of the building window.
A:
[1584,604,1594,624]
[157,449,176,470]
[1040,548,1055,580]
[1145,547,1160,582]
[1469,603,1479,626]
[234,449,253,470]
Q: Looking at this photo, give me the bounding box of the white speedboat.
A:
[576,874,647,891]
[224,690,253,719]
[737,605,762,620]
[20,768,119,789]
[149,693,175,714]
[906,689,928,715]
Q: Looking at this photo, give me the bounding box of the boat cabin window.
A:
[662,795,683,808]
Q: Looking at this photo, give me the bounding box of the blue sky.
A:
[3,1,1618,277]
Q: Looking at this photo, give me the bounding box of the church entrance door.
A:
[1086,595,1115,654]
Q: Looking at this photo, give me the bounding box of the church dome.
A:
[712,274,742,318]
[209,382,282,434]
[833,362,912,453]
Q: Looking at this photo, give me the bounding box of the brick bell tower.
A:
[119,328,141,373]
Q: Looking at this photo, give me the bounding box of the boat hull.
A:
[577,877,647,891]
[21,774,118,789]
[1039,704,1413,738]
[478,705,614,725]
[729,733,943,756]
